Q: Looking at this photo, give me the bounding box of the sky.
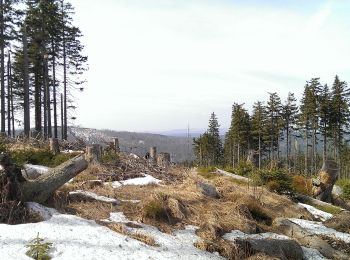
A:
[69,0,350,132]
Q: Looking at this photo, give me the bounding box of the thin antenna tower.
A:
[187,123,191,162]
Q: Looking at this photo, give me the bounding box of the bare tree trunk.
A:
[19,155,88,203]
[62,1,68,140]
[23,26,30,137]
[258,134,261,170]
[0,0,5,134]
[304,130,308,175]
[10,51,14,137]
[6,51,10,136]
[61,93,64,140]
[52,41,58,139]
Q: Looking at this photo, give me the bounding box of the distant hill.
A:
[68,127,194,162]
[148,128,229,137]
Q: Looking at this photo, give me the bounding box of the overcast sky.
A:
[69,0,350,132]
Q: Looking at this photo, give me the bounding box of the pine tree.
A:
[207,112,223,165]
[282,92,298,171]
[330,75,350,162]
[224,103,250,167]
[251,101,267,169]
[266,92,282,160]
[318,84,332,161]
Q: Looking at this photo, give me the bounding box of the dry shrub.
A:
[196,222,224,241]
[72,164,102,183]
[194,238,245,260]
[266,180,280,192]
[0,201,42,224]
[292,175,312,195]
[244,199,272,226]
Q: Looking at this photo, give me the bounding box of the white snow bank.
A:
[298,203,333,221]
[104,174,161,188]
[0,205,222,260]
[289,218,350,243]
[69,190,119,204]
[105,212,222,259]
[120,174,161,186]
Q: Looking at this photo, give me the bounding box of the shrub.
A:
[101,151,119,164]
[26,233,52,260]
[235,161,254,177]
[292,175,312,195]
[143,199,168,221]
[266,180,280,192]
[197,166,217,179]
[259,169,293,194]
[337,179,350,200]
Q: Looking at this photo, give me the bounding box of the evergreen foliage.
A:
[25,233,52,260]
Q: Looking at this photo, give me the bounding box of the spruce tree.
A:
[266,92,282,160]
[251,101,267,169]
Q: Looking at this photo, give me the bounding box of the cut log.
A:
[49,138,60,155]
[19,155,88,203]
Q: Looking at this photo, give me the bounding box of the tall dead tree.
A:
[23,26,30,137]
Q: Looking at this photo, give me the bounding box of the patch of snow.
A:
[223,230,290,241]
[298,203,333,221]
[289,218,350,243]
[26,202,58,221]
[69,190,119,204]
[120,199,140,204]
[24,164,50,174]
[120,174,161,186]
[0,205,222,260]
[61,150,84,154]
[105,212,221,259]
[129,153,139,159]
[302,247,328,260]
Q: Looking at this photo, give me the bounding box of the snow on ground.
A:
[129,153,139,159]
[223,230,290,241]
[120,174,161,186]
[105,212,223,259]
[0,203,222,260]
[61,150,84,154]
[24,164,50,174]
[298,203,333,221]
[289,218,350,243]
[223,229,327,260]
[105,174,162,188]
[69,190,119,204]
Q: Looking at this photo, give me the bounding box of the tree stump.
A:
[149,147,157,165]
[312,160,339,203]
[157,152,170,167]
[49,138,60,155]
[112,138,120,152]
[85,144,102,162]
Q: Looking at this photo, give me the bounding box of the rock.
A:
[197,181,220,198]
[324,211,350,233]
[313,160,339,202]
[235,238,304,260]
[273,218,347,259]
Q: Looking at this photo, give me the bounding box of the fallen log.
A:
[19,155,88,203]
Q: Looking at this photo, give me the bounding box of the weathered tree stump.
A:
[49,138,60,155]
[149,147,157,165]
[85,144,102,162]
[112,138,120,152]
[312,160,339,203]
[247,149,259,167]
[157,152,170,167]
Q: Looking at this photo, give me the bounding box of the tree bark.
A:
[23,26,30,137]
[0,0,5,134]
[19,155,88,203]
